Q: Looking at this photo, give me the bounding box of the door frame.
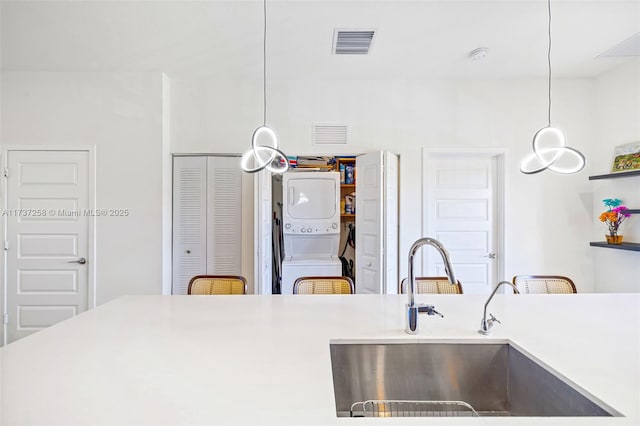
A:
[254,153,361,295]
[254,170,272,295]
[422,147,507,287]
[1,146,97,346]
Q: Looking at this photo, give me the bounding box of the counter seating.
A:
[293,276,354,294]
[512,275,577,294]
[187,275,248,295]
[400,277,464,294]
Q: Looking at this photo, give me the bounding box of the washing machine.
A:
[280,170,342,294]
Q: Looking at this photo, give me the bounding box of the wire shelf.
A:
[349,400,480,417]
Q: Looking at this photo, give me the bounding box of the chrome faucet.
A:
[405,238,456,335]
[479,281,520,335]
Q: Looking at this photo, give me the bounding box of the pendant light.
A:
[241,0,289,174]
[520,0,585,175]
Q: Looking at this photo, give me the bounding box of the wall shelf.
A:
[589,242,640,252]
[294,164,333,169]
[589,167,639,254]
[336,157,356,218]
[588,170,640,180]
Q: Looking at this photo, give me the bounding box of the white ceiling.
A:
[1,0,638,80]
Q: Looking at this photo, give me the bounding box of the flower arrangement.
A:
[599,198,631,238]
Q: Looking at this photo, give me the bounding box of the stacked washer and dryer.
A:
[280,171,342,294]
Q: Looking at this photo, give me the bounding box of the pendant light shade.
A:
[240,126,289,174]
[241,0,289,174]
[520,0,585,175]
[520,126,585,174]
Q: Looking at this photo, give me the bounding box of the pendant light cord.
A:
[519,0,585,174]
[241,0,289,174]
[263,0,267,126]
[547,0,552,127]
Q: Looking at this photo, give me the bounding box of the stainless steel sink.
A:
[330,342,618,417]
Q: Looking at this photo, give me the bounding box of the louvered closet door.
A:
[172,157,207,295]
[172,156,243,295]
[206,157,242,274]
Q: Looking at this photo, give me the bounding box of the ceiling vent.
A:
[333,30,376,55]
[598,32,640,57]
[312,124,349,145]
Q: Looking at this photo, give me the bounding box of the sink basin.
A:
[330,342,618,418]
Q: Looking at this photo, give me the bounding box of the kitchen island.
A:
[1,293,638,425]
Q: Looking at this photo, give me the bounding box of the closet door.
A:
[383,151,399,294]
[355,152,384,294]
[172,156,243,295]
[206,157,242,275]
[172,157,207,294]
[355,151,398,294]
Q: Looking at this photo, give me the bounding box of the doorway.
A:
[422,150,505,294]
[256,151,399,295]
[3,148,95,344]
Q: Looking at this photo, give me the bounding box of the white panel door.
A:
[424,155,498,294]
[5,150,90,343]
[206,157,242,275]
[172,156,206,295]
[383,152,399,294]
[356,152,383,294]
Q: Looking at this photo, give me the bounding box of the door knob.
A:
[482,253,497,259]
[68,257,87,265]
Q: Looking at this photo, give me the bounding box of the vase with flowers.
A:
[599,198,631,244]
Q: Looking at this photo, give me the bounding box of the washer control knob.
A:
[301,228,306,233]
[332,223,338,229]
[307,228,312,233]
[285,223,291,229]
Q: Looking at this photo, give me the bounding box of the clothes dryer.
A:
[280,171,342,294]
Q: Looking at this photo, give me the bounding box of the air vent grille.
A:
[334,30,375,55]
[313,124,349,145]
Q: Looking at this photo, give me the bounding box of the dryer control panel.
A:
[283,222,339,234]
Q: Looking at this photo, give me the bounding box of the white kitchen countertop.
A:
[0,293,639,426]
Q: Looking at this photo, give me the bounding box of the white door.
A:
[355,151,398,294]
[205,157,243,275]
[383,152,399,293]
[172,156,242,295]
[256,170,272,295]
[5,150,92,343]
[172,156,207,295]
[423,154,499,294]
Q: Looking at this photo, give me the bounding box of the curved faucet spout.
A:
[406,237,457,335]
[408,238,457,308]
[479,281,520,335]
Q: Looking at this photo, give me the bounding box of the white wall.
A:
[0,72,165,304]
[171,77,599,292]
[167,79,256,289]
[2,68,633,301]
[592,59,640,293]
[161,74,173,295]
